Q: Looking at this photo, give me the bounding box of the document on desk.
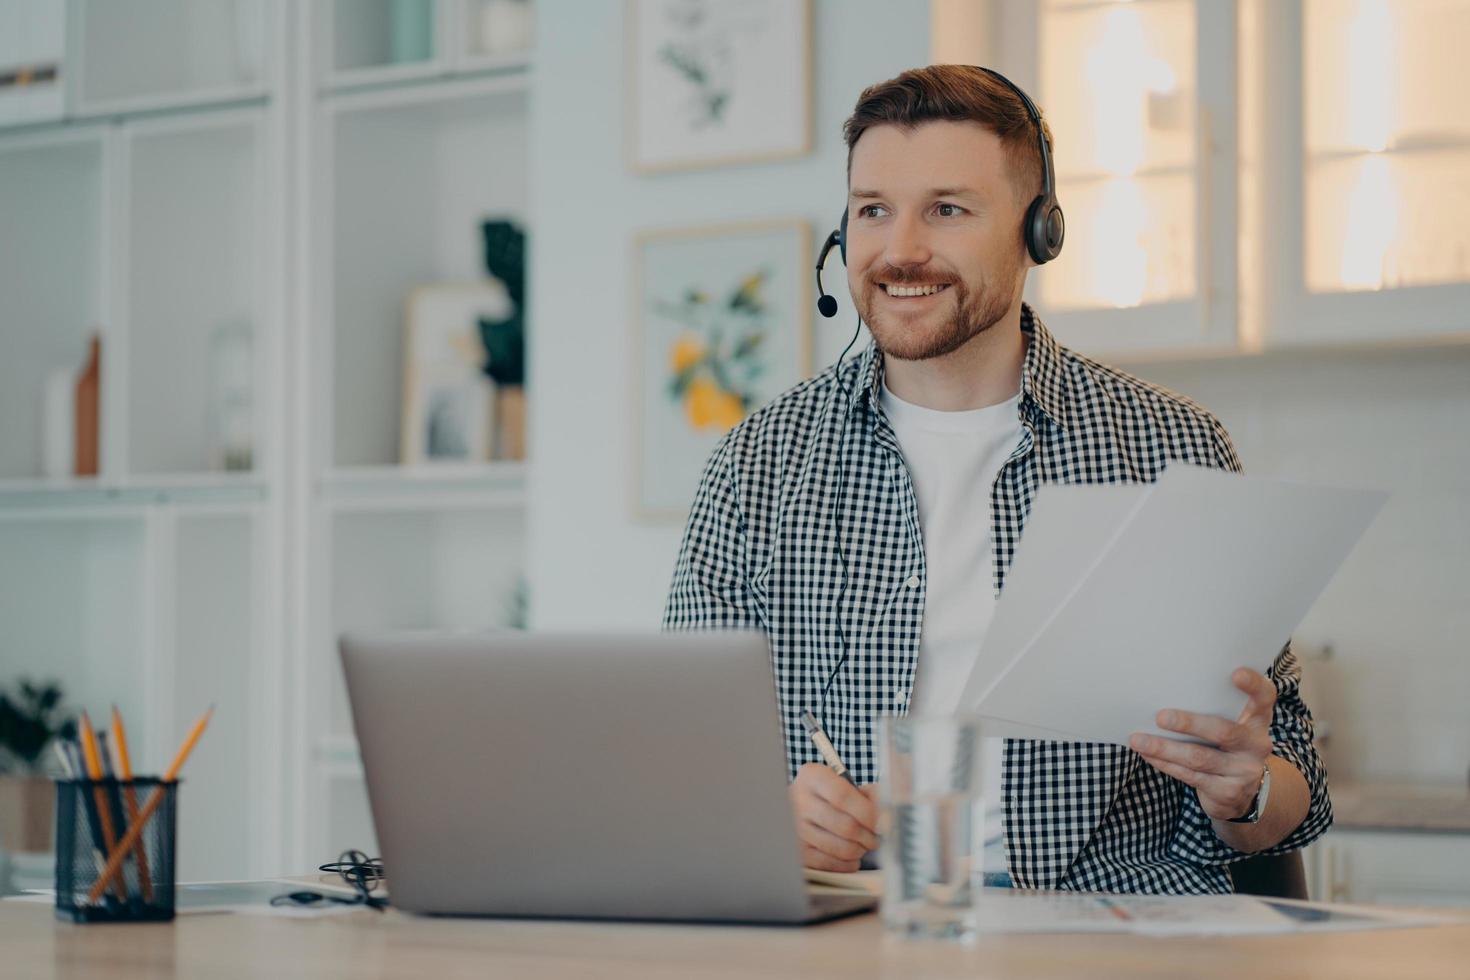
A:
[958,465,1387,745]
[789,873,1461,935]
[970,891,1458,936]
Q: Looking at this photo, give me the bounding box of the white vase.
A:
[42,367,75,479]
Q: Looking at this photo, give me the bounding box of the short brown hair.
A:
[842,65,1053,204]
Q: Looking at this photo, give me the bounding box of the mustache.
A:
[868,265,957,286]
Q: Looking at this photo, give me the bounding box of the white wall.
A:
[526,0,931,629]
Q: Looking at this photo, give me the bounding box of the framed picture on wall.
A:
[626,0,812,173]
[400,282,511,466]
[634,220,813,520]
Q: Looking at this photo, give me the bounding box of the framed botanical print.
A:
[633,220,813,519]
[626,0,813,173]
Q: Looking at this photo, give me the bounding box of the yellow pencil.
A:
[78,712,130,902]
[87,705,213,905]
[110,705,155,902]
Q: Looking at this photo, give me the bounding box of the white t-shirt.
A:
[878,380,1024,875]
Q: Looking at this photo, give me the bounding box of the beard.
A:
[855,257,1020,362]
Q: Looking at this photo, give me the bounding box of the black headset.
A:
[815,66,1063,318]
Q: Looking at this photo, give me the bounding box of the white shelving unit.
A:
[0,0,534,879]
[300,0,532,861]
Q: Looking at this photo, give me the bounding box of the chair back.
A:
[1228,851,1309,900]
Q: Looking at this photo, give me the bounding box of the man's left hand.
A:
[1129,667,1276,822]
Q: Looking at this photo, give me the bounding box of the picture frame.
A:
[625,0,813,174]
[633,219,813,520]
[399,281,511,466]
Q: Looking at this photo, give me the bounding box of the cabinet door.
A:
[119,110,266,478]
[0,0,65,128]
[1314,830,1470,907]
[320,0,444,90]
[1260,0,1470,346]
[995,0,1240,358]
[0,128,104,481]
[71,0,268,115]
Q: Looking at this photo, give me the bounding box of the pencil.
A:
[78,712,131,902]
[87,705,213,905]
[110,705,155,902]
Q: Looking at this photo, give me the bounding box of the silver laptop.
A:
[338,630,876,924]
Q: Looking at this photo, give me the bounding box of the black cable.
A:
[270,849,388,912]
[817,314,865,737]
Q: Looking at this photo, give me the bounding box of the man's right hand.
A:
[788,763,880,872]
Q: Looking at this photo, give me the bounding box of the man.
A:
[663,65,1330,894]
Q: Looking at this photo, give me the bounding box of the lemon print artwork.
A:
[660,269,770,435]
[636,221,810,519]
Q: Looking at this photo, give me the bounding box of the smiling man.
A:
[663,65,1331,893]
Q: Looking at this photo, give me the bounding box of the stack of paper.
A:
[957,465,1386,745]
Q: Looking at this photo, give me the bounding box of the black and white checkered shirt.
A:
[663,304,1332,894]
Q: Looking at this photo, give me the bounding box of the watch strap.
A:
[1227,761,1272,824]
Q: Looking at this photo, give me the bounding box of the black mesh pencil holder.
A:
[55,778,178,923]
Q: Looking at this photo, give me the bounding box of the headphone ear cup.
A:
[1024,194,1065,265]
[838,208,848,266]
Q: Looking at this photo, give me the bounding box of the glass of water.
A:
[876,714,987,940]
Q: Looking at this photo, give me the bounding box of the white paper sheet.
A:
[961,466,1386,746]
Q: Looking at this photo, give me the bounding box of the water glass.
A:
[876,714,987,940]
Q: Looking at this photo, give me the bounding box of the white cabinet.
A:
[981,0,1470,358]
[0,0,65,127]
[70,0,268,116]
[0,110,267,485]
[0,502,269,883]
[992,0,1241,357]
[1307,830,1470,908]
[1257,0,1470,347]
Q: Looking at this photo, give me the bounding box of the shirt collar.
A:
[850,303,1069,431]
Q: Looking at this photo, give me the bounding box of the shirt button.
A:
[897,690,909,705]
[905,575,920,589]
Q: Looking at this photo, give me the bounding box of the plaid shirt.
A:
[663,305,1332,894]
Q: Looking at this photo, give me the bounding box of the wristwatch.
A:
[1227,761,1272,824]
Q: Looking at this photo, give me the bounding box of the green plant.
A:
[0,680,76,774]
[478,219,526,387]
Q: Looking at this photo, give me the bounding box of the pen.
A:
[800,710,858,786]
[52,740,76,779]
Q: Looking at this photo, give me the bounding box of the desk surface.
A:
[5,900,1470,980]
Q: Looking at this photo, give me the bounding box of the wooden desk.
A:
[4,900,1469,980]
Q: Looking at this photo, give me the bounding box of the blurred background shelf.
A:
[317,462,528,511]
[0,474,267,516]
